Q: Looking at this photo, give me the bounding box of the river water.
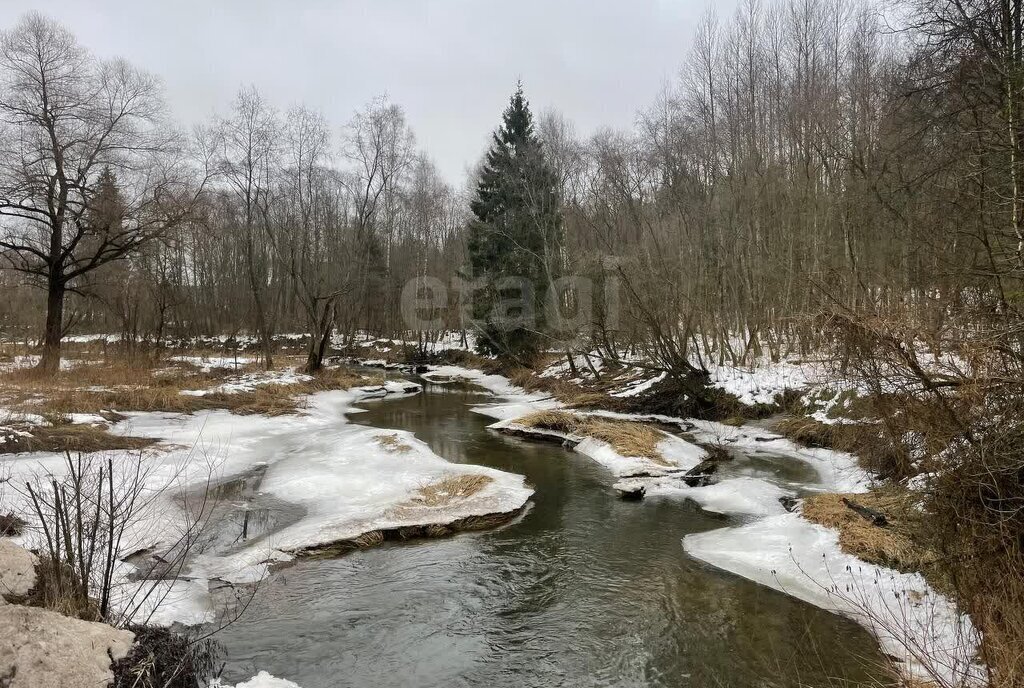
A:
[216,380,890,687]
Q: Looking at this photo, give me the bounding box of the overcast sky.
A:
[0,0,734,185]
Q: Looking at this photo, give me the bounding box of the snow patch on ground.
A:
[170,355,254,372]
[610,372,667,398]
[582,409,869,494]
[707,361,813,406]
[181,369,313,396]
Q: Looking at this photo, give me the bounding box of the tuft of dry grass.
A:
[0,512,26,536]
[802,490,937,575]
[23,555,101,621]
[776,415,849,449]
[375,433,412,453]
[516,409,667,464]
[408,474,494,507]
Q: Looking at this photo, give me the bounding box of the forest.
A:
[1,1,1023,687]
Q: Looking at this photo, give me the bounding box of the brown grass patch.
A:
[22,555,100,621]
[1,423,156,454]
[496,365,619,409]
[776,415,914,480]
[802,490,937,576]
[408,474,494,507]
[375,433,412,453]
[0,360,369,418]
[516,410,667,464]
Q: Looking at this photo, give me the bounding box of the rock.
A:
[0,539,37,600]
[0,603,134,688]
[681,459,720,487]
[779,496,799,513]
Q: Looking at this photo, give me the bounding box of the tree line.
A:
[1,0,1022,380]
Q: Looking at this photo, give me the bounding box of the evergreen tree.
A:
[466,84,564,363]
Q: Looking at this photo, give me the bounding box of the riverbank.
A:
[419,361,982,686]
[0,351,535,686]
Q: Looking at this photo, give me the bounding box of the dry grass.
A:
[0,512,26,536]
[776,415,913,480]
[516,409,667,464]
[0,358,369,418]
[1,423,156,454]
[375,433,412,453]
[408,474,494,507]
[23,555,100,621]
[499,365,619,409]
[802,490,937,575]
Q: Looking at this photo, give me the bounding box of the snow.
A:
[111,575,216,627]
[170,355,254,371]
[684,513,983,685]
[214,671,302,688]
[449,366,970,684]
[687,419,869,493]
[582,410,870,494]
[424,364,564,422]
[708,361,812,406]
[571,434,705,478]
[180,369,313,396]
[623,476,793,517]
[0,379,532,627]
[423,365,539,399]
[107,387,531,583]
[67,413,108,425]
[64,333,118,343]
[539,353,604,381]
[0,355,84,373]
[610,372,667,398]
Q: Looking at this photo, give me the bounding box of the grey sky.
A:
[0,0,734,185]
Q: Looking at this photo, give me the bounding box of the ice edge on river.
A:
[427,364,982,686]
[0,378,534,629]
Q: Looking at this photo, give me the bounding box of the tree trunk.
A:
[38,279,65,374]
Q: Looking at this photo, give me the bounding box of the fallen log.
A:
[841,497,888,527]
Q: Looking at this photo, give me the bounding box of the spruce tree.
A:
[466,84,564,363]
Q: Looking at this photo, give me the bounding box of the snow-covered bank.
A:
[422,364,564,422]
[0,379,533,627]
[582,409,870,494]
[438,363,977,685]
[492,415,708,479]
[684,514,982,685]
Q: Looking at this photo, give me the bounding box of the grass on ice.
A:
[407,474,495,507]
[516,409,668,464]
[375,433,413,453]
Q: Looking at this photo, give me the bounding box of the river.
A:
[215,379,891,687]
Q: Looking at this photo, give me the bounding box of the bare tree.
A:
[0,12,197,373]
[214,86,279,369]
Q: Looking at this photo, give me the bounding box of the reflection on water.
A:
[216,382,891,687]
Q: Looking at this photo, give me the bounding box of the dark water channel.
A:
[216,380,890,687]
